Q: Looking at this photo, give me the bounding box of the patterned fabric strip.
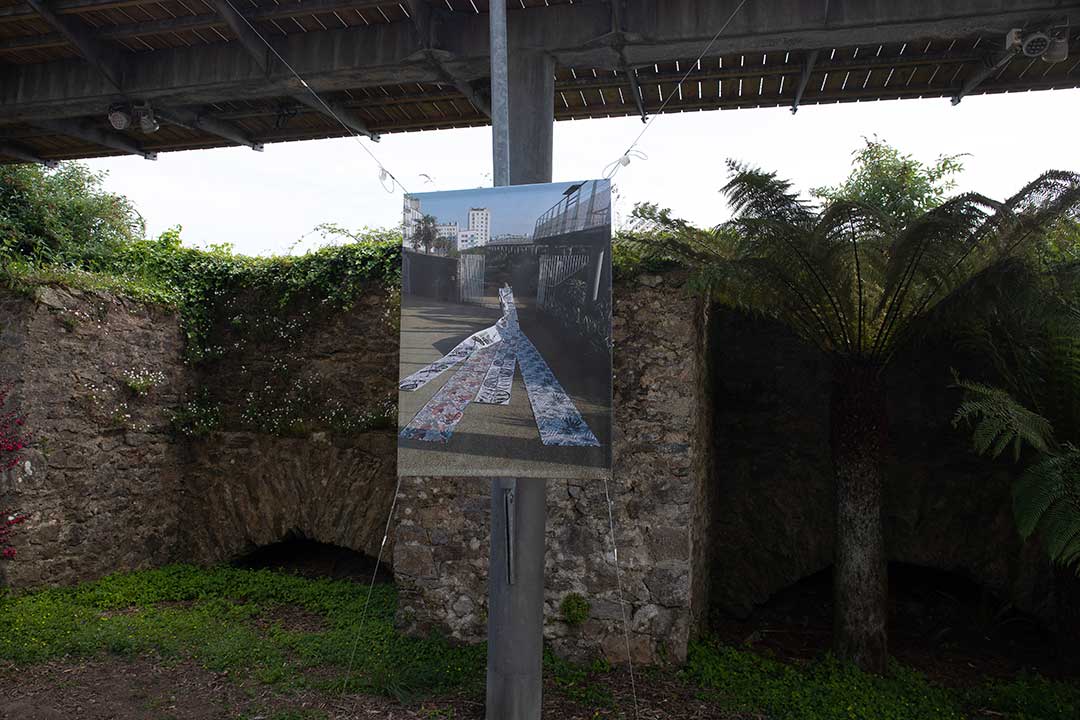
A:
[400,343,498,442]
[398,325,500,392]
[474,329,515,405]
[400,285,599,446]
[499,289,600,447]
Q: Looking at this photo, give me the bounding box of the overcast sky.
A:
[85,88,1080,257]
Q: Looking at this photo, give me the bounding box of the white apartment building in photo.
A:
[468,208,490,246]
[436,222,459,249]
[457,229,481,251]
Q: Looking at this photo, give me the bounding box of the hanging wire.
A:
[605,0,750,178]
[340,475,403,694]
[603,475,640,719]
[219,0,408,194]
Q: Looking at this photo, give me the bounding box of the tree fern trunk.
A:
[830,360,889,674]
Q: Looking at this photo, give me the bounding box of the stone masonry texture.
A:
[0,271,1063,664]
[393,272,708,664]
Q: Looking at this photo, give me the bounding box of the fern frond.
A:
[1014,446,1080,570]
[952,378,1054,461]
[1014,452,1074,537]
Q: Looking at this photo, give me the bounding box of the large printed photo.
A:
[397,180,612,478]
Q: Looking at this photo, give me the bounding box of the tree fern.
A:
[1015,447,1080,568]
[951,378,1054,461]
[624,155,1080,665]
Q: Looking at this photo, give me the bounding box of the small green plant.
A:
[167,392,221,437]
[108,401,132,429]
[560,592,590,626]
[121,368,166,397]
[57,312,79,332]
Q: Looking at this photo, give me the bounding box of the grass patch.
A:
[543,648,613,708]
[3,567,1077,717]
[684,639,1080,720]
[0,565,483,700]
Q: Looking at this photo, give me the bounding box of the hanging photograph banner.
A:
[397,180,613,479]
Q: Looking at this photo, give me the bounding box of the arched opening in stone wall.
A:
[708,563,1074,679]
[232,533,393,584]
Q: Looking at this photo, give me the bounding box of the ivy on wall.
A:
[1,162,404,439]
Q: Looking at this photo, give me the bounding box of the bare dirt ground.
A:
[0,658,734,720]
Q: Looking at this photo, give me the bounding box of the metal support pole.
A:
[487,477,546,720]
[486,6,555,719]
[489,0,510,187]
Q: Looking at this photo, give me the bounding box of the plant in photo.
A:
[121,367,166,397]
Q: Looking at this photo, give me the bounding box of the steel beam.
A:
[29,0,260,152]
[3,1,1078,124]
[609,0,647,122]
[0,141,57,166]
[292,93,379,140]
[406,0,491,117]
[951,48,1018,104]
[623,66,648,121]
[155,107,263,150]
[0,0,386,23]
[23,0,123,89]
[207,0,270,72]
[36,118,156,159]
[790,48,819,113]
[0,0,396,50]
[206,0,379,140]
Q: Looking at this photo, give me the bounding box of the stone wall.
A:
[178,287,399,564]
[0,285,190,588]
[0,273,1060,664]
[393,273,710,664]
[0,284,400,588]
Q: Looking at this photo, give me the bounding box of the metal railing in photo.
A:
[536,254,590,308]
[459,254,486,305]
[532,179,611,242]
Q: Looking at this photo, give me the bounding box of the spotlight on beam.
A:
[1007,26,1069,62]
[107,103,132,131]
[136,104,160,134]
[1045,27,1070,63]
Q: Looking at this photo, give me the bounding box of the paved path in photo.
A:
[399,287,600,447]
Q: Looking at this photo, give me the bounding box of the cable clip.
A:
[603,149,649,179]
[378,167,396,193]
